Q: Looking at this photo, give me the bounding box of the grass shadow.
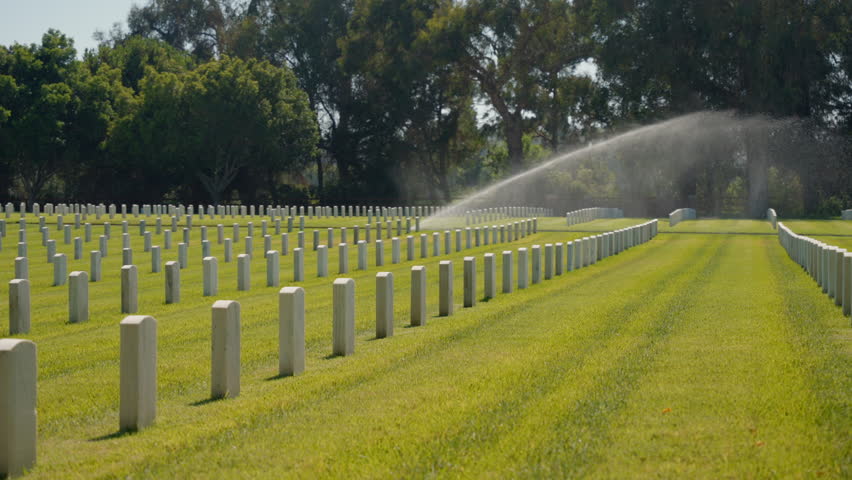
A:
[366,336,392,342]
[89,430,135,442]
[264,373,294,381]
[189,396,225,407]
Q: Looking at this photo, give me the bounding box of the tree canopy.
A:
[0,0,849,216]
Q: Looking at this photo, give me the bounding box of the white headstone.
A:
[14,257,27,280]
[121,265,138,313]
[0,338,37,478]
[357,241,367,270]
[163,260,179,304]
[90,251,102,281]
[279,287,305,376]
[502,251,514,293]
[211,300,240,399]
[392,237,400,264]
[464,257,477,307]
[53,253,67,286]
[293,248,304,282]
[375,239,384,266]
[8,280,31,334]
[439,261,454,316]
[411,266,427,327]
[316,245,328,277]
[69,271,88,323]
[178,242,188,269]
[267,250,280,287]
[517,248,528,289]
[338,243,349,274]
[531,245,541,284]
[376,272,393,338]
[332,278,355,356]
[237,254,251,291]
[203,257,218,296]
[554,243,563,276]
[122,247,133,267]
[119,315,156,431]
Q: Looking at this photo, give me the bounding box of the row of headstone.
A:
[4,202,561,231]
[5,202,542,221]
[565,207,624,226]
[668,208,697,227]
[766,208,778,229]
[0,219,661,473]
[464,207,553,225]
[4,216,537,337]
[841,209,852,220]
[777,222,852,324]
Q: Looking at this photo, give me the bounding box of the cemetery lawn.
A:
[657,218,777,234]
[783,219,852,237]
[2,220,850,478]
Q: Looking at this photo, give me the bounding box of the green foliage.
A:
[767,166,805,218]
[721,176,747,217]
[86,36,195,92]
[107,55,318,203]
[0,0,850,211]
[585,0,852,124]
[543,158,616,201]
[0,31,79,202]
[426,0,591,171]
[126,0,227,61]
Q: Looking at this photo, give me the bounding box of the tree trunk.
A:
[548,81,560,152]
[505,114,524,173]
[315,155,324,201]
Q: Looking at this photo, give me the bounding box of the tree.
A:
[427,0,591,172]
[116,56,318,204]
[127,0,228,61]
[583,0,852,216]
[267,0,359,198]
[86,35,195,93]
[339,0,485,203]
[0,31,79,203]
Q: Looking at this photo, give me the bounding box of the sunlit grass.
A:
[0,216,848,478]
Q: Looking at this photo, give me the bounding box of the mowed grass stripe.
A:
[440,235,727,478]
[89,235,711,477]
[581,235,850,478]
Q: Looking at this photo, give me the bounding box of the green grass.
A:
[782,219,852,236]
[657,218,776,234]
[1,218,849,478]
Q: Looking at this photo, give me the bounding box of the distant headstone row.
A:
[668,208,697,227]
[1,218,659,476]
[464,207,552,225]
[841,209,852,220]
[777,222,852,325]
[3,201,549,222]
[565,207,624,226]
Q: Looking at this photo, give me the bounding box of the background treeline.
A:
[0,0,850,217]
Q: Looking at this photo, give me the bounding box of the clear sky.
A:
[0,0,138,55]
